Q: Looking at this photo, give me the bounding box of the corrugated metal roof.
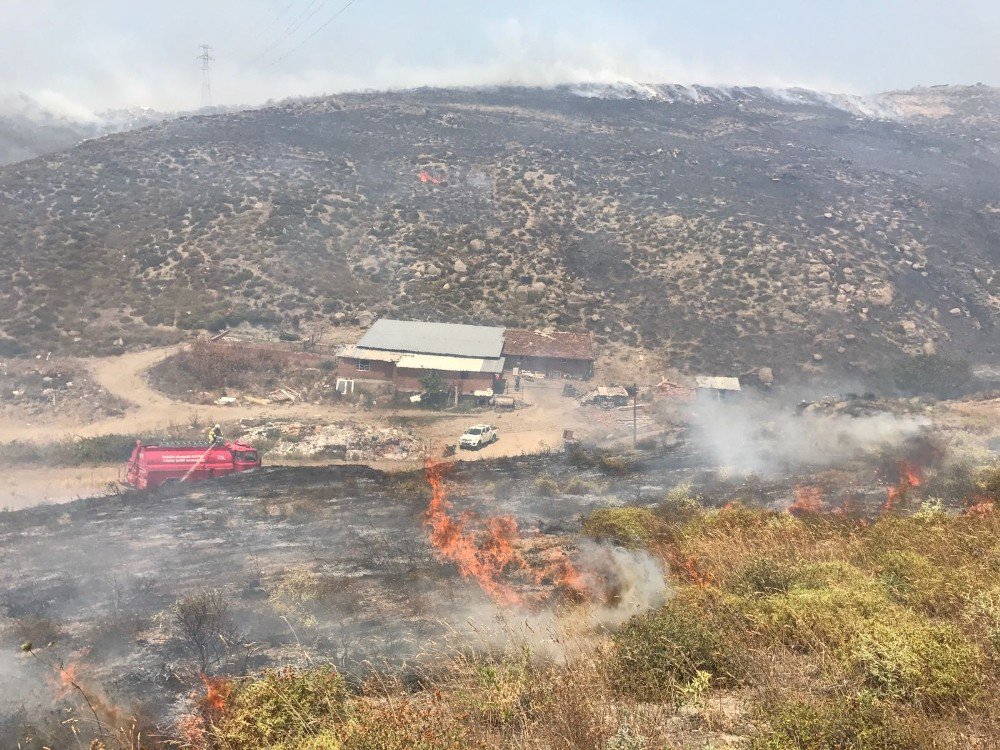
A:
[695,376,742,392]
[337,345,401,363]
[395,353,505,374]
[358,319,504,358]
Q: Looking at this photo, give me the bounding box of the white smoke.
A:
[572,541,669,628]
[439,540,669,661]
[687,391,929,476]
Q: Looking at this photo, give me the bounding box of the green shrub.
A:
[338,695,466,750]
[735,562,891,652]
[212,667,349,749]
[660,482,700,522]
[561,476,596,495]
[534,476,560,498]
[751,693,925,750]
[582,507,660,548]
[461,650,534,726]
[873,550,966,616]
[849,620,980,707]
[730,557,797,596]
[610,593,739,701]
[0,434,137,467]
[598,453,636,475]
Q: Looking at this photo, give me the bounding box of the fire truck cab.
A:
[125,439,261,490]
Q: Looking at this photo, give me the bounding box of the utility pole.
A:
[198,44,215,108]
[625,382,638,447]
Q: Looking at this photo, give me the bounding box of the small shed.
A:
[695,375,742,400]
[502,329,595,378]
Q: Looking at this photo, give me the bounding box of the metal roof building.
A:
[357,319,505,359]
[695,376,742,392]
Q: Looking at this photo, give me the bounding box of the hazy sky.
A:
[1,0,998,116]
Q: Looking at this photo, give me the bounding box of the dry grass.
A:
[27,502,1000,750]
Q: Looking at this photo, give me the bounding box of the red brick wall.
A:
[393,369,496,394]
[507,356,592,378]
[336,358,395,383]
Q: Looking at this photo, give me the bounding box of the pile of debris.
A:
[238,420,420,461]
[579,385,630,409]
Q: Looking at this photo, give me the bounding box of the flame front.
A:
[54,659,79,700]
[882,460,922,514]
[200,674,231,713]
[418,170,442,184]
[789,485,825,516]
[424,461,525,605]
[423,460,589,606]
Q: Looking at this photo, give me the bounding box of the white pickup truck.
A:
[459,424,499,450]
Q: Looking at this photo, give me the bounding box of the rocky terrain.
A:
[0,84,997,377]
[0,356,127,424]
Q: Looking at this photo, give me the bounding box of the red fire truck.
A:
[124,440,261,490]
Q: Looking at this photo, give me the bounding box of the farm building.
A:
[336,319,505,397]
[502,329,595,378]
[695,375,742,399]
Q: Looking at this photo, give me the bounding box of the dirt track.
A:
[0,346,619,507]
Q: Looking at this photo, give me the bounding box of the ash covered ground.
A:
[0,455,687,732]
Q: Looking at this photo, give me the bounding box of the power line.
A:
[197,44,215,107]
[250,1,298,40]
[250,0,330,63]
[270,0,359,64]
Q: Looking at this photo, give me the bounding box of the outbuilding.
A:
[502,329,595,378]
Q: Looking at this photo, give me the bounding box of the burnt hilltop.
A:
[0,83,997,376]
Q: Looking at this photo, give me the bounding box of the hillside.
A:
[0,84,997,377]
[0,94,177,166]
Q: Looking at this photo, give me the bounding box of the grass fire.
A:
[0,26,999,748]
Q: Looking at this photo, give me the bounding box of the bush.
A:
[610,593,740,700]
[730,557,797,596]
[0,434,138,467]
[534,476,561,498]
[750,693,926,750]
[598,453,636,476]
[176,340,290,390]
[211,667,349,749]
[736,562,890,652]
[561,476,596,495]
[582,507,661,548]
[849,620,980,707]
[339,694,466,750]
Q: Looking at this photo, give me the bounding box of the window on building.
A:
[357,359,371,372]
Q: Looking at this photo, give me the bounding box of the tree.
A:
[173,591,244,673]
[419,370,450,406]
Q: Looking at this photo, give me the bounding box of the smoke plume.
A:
[687,390,929,476]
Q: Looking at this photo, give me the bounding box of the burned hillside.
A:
[0,84,997,375]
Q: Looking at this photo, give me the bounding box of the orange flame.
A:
[789,485,825,516]
[964,496,995,518]
[199,674,231,713]
[424,461,525,605]
[882,460,922,515]
[54,659,79,700]
[418,170,442,184]
[423,460,589,606]
[665,550,713,588]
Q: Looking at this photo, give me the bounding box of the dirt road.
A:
[0,348,618,507]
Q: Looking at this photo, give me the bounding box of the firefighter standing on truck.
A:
[208,423,223,444]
